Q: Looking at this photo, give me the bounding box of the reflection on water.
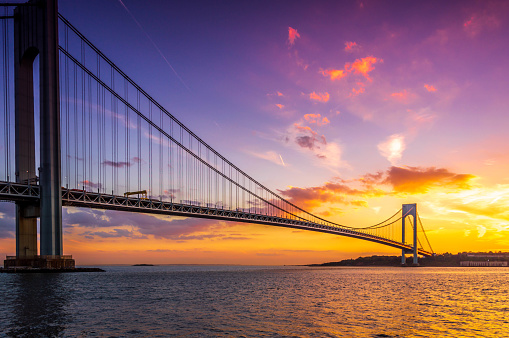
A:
[1,266,508,337]
[3,273,71,337]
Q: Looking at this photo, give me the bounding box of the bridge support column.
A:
[6,0,73,269]
[402,204,418,266]
[14,1,39,259]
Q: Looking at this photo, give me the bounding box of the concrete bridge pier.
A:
[4,0,74,269]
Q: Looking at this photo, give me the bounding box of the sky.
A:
[2,0,509,265]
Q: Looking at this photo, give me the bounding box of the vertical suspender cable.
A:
[88,73,92,190]
[81,40,86,188]
[137,91,141,192]
[3,8,10,181]
[2,7,11,181]
[110,67,114,193]
[159,108,162,200]
[73,62,78,188]
[125,78,129,193]
[96,53,100,191]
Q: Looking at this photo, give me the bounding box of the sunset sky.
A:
[1,0,509,265]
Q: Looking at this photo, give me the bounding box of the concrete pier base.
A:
[4,255,75,269]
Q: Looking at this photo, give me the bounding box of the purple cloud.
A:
[0,203,15,239]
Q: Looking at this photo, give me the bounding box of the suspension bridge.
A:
[0,0,433,269]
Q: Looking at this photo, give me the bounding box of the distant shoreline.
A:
[307,252,509,267]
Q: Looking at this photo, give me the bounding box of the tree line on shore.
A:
[310,252,509,267]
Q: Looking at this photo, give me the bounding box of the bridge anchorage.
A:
[1,0,434,270]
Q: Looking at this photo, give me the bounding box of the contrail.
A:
[117,0,191,93]
[279,154,286,166]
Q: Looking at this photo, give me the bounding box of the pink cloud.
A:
[350,87,365,97]
[288,27,301,45]
[344,41,359,52]
[349,82,366,97]
[267,91,284,97]
[293,50,309,70]
[304,113,330,126]
[309,91,330,102]
[463,13,500,37]
[390,89,416,103]
[276,104,284,109]
[424,84,437,92]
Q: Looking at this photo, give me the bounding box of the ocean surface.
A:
[1,266,508,337]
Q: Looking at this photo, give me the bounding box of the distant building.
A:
[460,261,508,267]
[467,253,509,258]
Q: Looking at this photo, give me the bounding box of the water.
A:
[1,266,508,337]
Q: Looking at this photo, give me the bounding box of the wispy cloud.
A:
[344,41,360,52]
[377,134,406,165]
[463,12,500,38]
[249,150,286,166]
[390,89,416,104]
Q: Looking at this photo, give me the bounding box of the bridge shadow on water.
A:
[4,274,72,337]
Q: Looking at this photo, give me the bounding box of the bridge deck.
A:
[0,181,433,257]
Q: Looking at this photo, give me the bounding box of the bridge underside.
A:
[0,181,433,257]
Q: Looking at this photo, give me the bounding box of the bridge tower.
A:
[5,0,74,268]
[401,203,418,265]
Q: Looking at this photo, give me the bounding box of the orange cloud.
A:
[424,84,436,92]
[322,56,382,83]
[279,178,386,211]
[345,56,382,80]
[279,182,372,211]
[309,91,330,102]
[383,166,476,194]
[320,69,347,81]
[344,41,359,52]
[288,27,301,45]
[303,113,330,126]
[276,104,285,109]
[277,91,284,96]
[277,166,476,211]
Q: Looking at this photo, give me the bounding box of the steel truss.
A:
[0,181,433,257]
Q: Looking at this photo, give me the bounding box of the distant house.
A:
[460,261,508,267]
